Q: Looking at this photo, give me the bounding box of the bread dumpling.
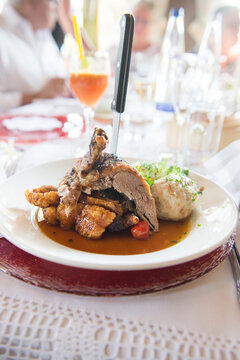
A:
[151,173,200,221]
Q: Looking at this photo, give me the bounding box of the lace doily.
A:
[0,287,239,360]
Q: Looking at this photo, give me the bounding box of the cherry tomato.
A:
[131,221,150,239]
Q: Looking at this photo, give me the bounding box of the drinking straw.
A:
[72,15,87,66]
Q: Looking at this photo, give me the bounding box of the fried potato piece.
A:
[57,203,84,229]
[25,185,59,208]
[42,207,58,225]
[75,205,116,239]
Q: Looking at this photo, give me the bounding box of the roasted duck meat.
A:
[68,127,158,232]
[25,128,158,239]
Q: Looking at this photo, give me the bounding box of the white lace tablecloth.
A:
[0,256,239,360]
[0,111,240,359]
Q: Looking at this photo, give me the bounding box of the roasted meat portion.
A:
[108,213,139,232]
[82,194,123,216]
[72,128,158,231]
[25,127,158,239]
[58,167,81,205]
[80,128,108,177]
[75,205,116,239]
[42,206,58,225]
[25,185,59,208]
[57,203,84,229]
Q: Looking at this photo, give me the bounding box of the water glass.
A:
[169,53,199,164]
[182,104,226,167]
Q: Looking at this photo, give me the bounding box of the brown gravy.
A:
[37,217,192,255]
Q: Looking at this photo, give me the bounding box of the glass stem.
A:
[83,106,94,138]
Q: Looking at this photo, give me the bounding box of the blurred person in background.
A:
[106,1,160,128]
[52,0,91,53]
[215,5,240,74]
[132,0,157,54]
[0,0,71,112]
[97,0,159,121]
[131,0,159,74]
[52,0,75,49]
[109,0,159,75]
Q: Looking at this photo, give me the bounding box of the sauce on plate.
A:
[37,217,192,255]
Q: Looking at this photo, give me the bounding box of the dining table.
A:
[0,97,240,360]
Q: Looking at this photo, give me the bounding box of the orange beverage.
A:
[70,73,108,107]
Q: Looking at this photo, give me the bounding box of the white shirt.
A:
[0,4,67,112]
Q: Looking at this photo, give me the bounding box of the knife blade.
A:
[111,14,134,154]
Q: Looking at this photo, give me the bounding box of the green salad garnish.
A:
[135,159,189,187]
[135,159,167,186]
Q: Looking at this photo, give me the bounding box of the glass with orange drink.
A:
[69,52,110,136]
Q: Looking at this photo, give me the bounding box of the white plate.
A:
[2,116,62,132]
[0,158,237,270]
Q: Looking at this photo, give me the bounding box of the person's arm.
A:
[0,91,23,112]
[57,0,91,51]
[58,0,73,36]
[21,78,71,105]
[0,78,71,112]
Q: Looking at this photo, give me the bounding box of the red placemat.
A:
[0,114,84,145]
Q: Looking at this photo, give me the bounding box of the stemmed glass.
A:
[69,51,110,141]
[198,13,222,60]
[196,14,222,102]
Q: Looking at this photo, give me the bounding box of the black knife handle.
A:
[111,14,134,113]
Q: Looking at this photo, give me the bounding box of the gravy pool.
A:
[37,216,192,255]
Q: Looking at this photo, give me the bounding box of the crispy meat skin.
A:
[75,205,116,239]
[75,153,124,189]
[42,207,58,225]
[25,186,59,208]
[58,168,81,205]
[57,203,84,229]
[81,194,123,216]
[80,128,109,177]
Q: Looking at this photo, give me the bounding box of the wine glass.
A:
[69,51,110,142]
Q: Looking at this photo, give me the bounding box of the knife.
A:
[229,242,240,304]
[229,203,240,304]
[110,14,134,154]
